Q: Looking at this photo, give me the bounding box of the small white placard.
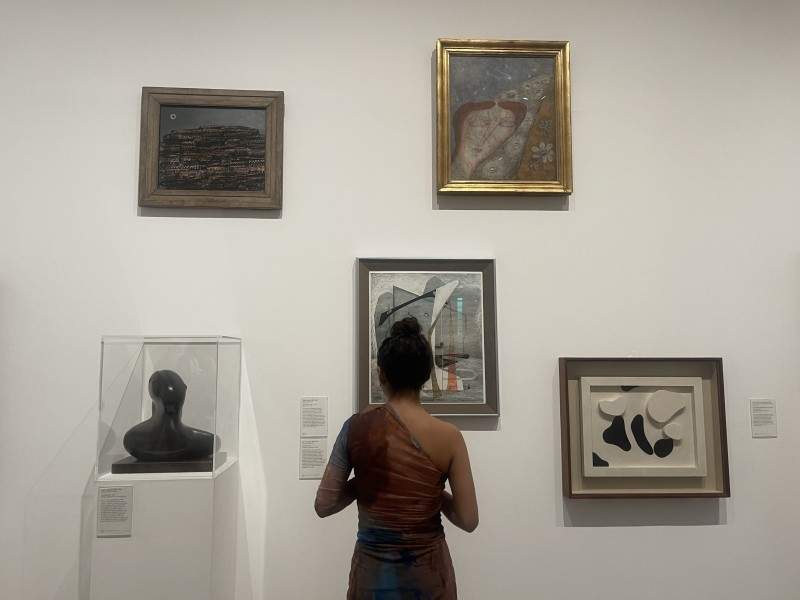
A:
[750,399,778,438]
[300,396,328,438]
[300,438,327,480]
[97,486,133,538]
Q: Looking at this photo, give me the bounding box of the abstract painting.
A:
[436,39,572,195]
[559,358,732,499]
[580,377,707,478]
[358,259,499,416]
[138,87,284,209]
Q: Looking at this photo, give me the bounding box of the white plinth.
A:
[90,461,239,600]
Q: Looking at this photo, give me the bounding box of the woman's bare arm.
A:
[441,430,478,532]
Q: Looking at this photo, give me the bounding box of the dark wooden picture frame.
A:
[559,357,731,499]
[357,258,499,416]
[138,87,284,209]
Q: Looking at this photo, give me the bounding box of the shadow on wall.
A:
[428,50,571,212]
[137,206,283,219]
[562,497,727,527]
[237,355,269,600]
[435,195,570,211]
[22,403,97,600]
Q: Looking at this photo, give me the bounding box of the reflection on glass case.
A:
[96,336,241,479]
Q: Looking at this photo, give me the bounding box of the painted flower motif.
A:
[537,118,552,133]
[532,142,554,163]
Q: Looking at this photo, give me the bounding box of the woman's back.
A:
[348,405,449,547]
[314,316,477,599]
[342,404,460,598]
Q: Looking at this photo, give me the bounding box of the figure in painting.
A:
[449,56,557,182]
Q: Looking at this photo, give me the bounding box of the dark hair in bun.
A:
[377,316,433,393]
[389,316,423,337]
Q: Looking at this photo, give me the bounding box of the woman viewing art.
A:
[315,317,478,599]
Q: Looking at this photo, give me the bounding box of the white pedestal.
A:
[90,461,239,600]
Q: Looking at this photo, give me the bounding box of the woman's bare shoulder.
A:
[428,415,461,443]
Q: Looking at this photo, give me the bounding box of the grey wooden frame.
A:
[357,258,499,416]
[559,357,731,499]
[138,87,284,209]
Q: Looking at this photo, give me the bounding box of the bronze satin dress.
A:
[324,405,457,599]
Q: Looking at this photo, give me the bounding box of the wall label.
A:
[750,399,778,438]
[300,396,328,438]
[96,485,133,538]
[300,438,327,480]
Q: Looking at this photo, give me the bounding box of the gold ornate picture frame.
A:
[436,39,572,195]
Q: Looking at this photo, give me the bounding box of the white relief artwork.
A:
[598,396,627,417]
[580,377,707,478]
[664,422,684,440]
[646,389,686,423]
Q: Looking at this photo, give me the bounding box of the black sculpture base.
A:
[112,456,213,474]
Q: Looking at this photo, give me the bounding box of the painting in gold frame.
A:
[436,39,572,195]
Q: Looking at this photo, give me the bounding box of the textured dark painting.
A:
[449,55,556,181]
[158,106,266,191]
[369,272,485,405]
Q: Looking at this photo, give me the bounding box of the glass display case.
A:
[96,336,241,480]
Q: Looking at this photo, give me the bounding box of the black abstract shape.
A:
[592,452,609,467]
[654,438,675,458]
[435,352,469,368]
[377,289,435,326]
[631,414,653,455]
[621,385,638,392]
[602,416,631,451]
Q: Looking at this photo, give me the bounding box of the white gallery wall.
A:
[1,0,799,598]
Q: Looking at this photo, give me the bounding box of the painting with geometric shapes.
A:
[369,272,485,405]
[580,377,707,478]
[358,259,499,416]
